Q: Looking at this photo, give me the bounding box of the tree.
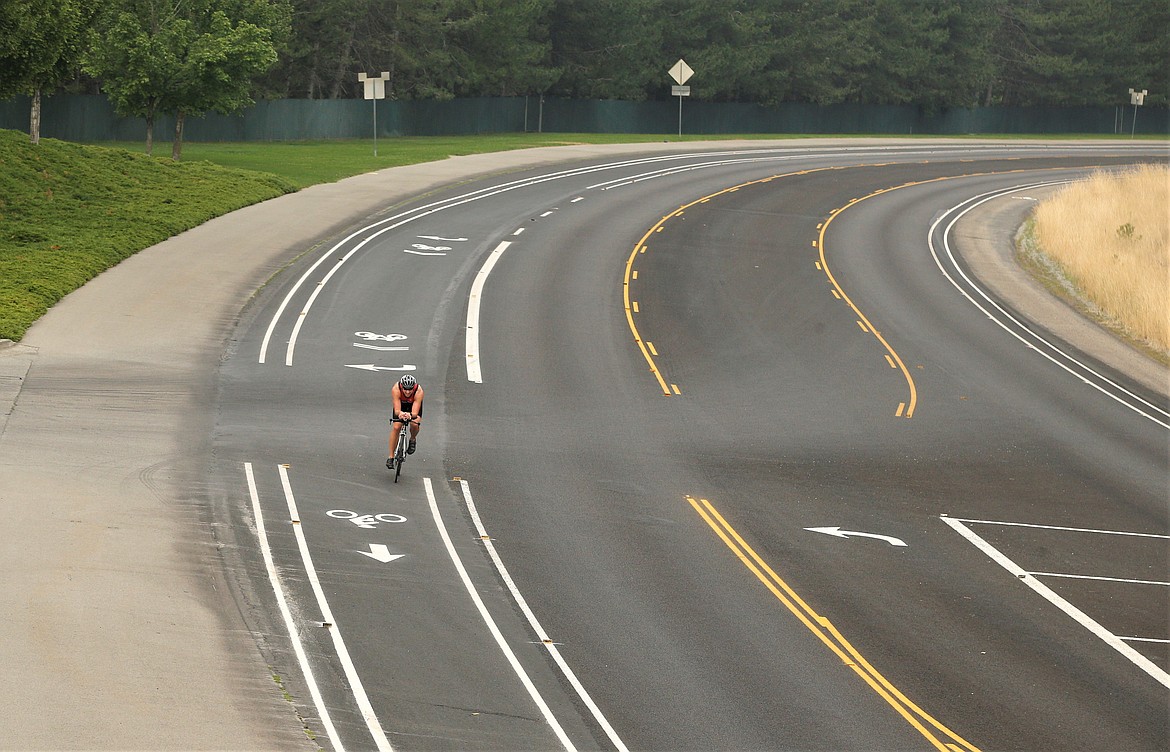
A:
[84,0,289,158]
[547,0,663,100]
[443,0,559,97]
[0,0,93,144]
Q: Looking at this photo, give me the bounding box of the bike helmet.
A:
[399,374,417,390]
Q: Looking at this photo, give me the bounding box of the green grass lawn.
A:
[101,133,803,188]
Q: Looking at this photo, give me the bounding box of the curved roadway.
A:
[217,143,1168,751]
[2,141,1166,751]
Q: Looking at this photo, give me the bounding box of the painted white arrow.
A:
[804,526,907,547]
[358,544,405,563]
[345,364,416,372]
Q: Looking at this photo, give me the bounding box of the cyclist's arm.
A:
[409,387,423,421]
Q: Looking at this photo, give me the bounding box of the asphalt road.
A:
[2,140,1166,751]
[215,143,1168,751]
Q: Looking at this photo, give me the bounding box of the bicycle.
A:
[387,416,417,483]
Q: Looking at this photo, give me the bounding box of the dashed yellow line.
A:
[687,495,981,752]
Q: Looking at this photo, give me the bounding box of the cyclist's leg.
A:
[406,406,422,454]
[387,420,402,466]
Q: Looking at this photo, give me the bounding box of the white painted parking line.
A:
[941,515,1170,690]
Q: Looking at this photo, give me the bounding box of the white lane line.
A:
[948,517,1170,540]
[278,465,394,752]
[929,182,1170,430]
[1029,571,1170,587]
[1123,636,1170,644]
[423,478,576,751]
[512,227,525,236]
[941,515,1170,690]
[458,480,629,752]
[244,462,345,752]
[465,241,511,383]
[260,145,1133,366]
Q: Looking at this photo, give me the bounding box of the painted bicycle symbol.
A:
[327,509,408,529]
[355,332,407,342]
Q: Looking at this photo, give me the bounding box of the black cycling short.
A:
[395,402,422,419]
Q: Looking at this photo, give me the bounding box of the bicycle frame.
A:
[391,416,415,482]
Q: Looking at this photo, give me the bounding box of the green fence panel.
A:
[398,97,527,136]
[2,93,1167,141]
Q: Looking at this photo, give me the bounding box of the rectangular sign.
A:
[672,85,691,97]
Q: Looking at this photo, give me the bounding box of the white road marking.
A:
[947,517,1170,540]
[458,480,630,752]
[244,463,345,752]
[1028,571,1169,587]
[278,465,394,751]
[466,241,511,383]
[345,363,416,373]
[804,526,907,547]
[929,182,1170,430]
[423,478,576,751]
[261,145,1139,366]
[941,515,1170,689]
[353,344,409,351]
[358,543,406,564]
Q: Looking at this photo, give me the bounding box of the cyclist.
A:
[387,374,424,469]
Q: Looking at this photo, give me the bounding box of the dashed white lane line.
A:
[941,516,1170,690]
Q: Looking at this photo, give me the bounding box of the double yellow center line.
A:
[687,495,980,752]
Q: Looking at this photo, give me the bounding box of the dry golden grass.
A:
[1032,164,1169,355]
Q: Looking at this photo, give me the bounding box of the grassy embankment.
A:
[1023,164,1169,362]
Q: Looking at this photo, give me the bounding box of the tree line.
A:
[1,0,1165,157]
[265,0,1166,110]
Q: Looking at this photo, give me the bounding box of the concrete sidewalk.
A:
[0,139,1162,750]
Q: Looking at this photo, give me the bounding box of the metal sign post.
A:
[359,71,390,155]
[668,59,694,137]
[1128,88,1147,137]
